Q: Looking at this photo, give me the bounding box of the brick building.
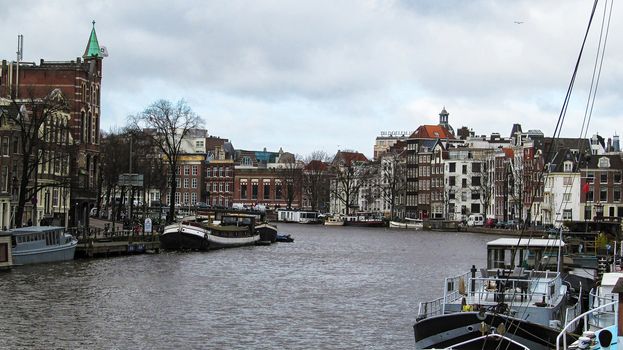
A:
[0,23,103,227]
[205,136,235,208]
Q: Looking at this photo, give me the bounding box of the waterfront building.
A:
[205,136,235,208]
[0,23,105,228]
[540,149,582,226]
[444,147,491,222]
[376,141,407,219]
[373,131,411,160]
[405,108,457,219]
[168,154,206,213]
[233,148,302,209]
[329,150,369,215]
[580,154,623,221]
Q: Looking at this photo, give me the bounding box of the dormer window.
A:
[242,156,252,166]
[563,161,573,172]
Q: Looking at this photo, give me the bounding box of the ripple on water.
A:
[0,224,497,349]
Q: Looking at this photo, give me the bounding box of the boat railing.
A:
[469,272,560,305]
[417,272,470,319]
[555,300,618,350]
[448,333,531,350]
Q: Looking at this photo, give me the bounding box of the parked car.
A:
[484,218,498,228]
[496,219,519,230]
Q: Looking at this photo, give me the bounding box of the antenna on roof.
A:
[15,34,23,98]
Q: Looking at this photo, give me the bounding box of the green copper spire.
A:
[83,21,102,59]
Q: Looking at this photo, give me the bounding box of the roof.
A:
[487,238,565,248]
[501,148,514,158]
[10,226,65,234]
[333,151,368,166]
[304,160,328,171]
[83,22,103,59]
[409,125,455,140]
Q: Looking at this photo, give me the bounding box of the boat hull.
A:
[161,223,259,251]
[414,312,573,350]
[12,240,77,265]
[389,221,423,229]
[343,220,385,227]
[255,223,278,243]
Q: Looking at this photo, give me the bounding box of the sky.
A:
[1,0,621,159]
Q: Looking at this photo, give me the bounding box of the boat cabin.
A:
[277,209,320,223]
[0,231,12,270]
[486,238,565,270]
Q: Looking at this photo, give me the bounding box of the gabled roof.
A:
[332,151,368,166]
[409,125,455,140]
[304,160,328,171]
[502,148,514,158]
[83,22,102,59]
[549,149,580,172]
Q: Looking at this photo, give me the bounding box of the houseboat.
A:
[161,212,259,250]
[277,209,320,224]
[343,212,385,227]
[10,226,78,265]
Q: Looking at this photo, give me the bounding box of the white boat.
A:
[277,209,321,224]
[161,213,259,250]
[324,216,344,226]
[389,218,423,230]
[10,226,78,265]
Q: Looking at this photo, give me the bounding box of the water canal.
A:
[0,224,502,349]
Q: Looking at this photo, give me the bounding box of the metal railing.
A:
[555,300,617,350]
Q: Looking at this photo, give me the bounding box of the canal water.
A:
[0,224,500,349]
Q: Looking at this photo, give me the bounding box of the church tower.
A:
[438,107,454,135]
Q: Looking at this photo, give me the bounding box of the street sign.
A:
[144,218,152,233]
[119,173,144,187]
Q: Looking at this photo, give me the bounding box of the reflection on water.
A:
[0,224,498,349]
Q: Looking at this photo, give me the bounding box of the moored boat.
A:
[161,213,259,251]
[10,226,78,265]
[389,218,423,230]
[324,216,344,226]
[414,238,582,350]
[343,212,385,227]
[255,222,278,243]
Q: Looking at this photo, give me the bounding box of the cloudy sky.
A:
[1,1,621,158]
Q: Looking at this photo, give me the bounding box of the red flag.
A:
[582,183,590,193]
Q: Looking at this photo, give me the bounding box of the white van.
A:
[467,214,484,227]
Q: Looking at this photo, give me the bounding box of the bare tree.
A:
[5,88,73,227]
[302,150,330,212]
[129,99,202,223]
[330,160,373,215]
[377,151,407,219]
[278,153,303,209]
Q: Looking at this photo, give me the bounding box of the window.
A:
[240,181,248,199]
[276,181,283,200]
[587,172,594,183]
[252,182,258,199]
[615,172,622,183]
[563,161,573,172]
[563,177,573,186]
[462,179,467,188]
[175,192,180,204]
[52,189,59,207]
[462,165,467,174]
[472,162,481,173]
[563,209,573,220]
[601,189,608,202]
[470,203,480,214]
[471,192,480,200]
[225,183,230,192]
[472,176,481,186]
[183,192,189,204]
[449,176,455,186]
[191,178,197,188]
[225,167,230,177]
[219,167,223,177]
[242,156,252,166]
[206,167,211,177]
[219,182,223,192]
[192,165,198,176]
[587,190,594,202]
[601,173,608,184]
[264,182,270,200]
[2,137,8,156]
[196,140,204,148]
[191,192,197,204]
[212,183,217,192]
[183,166,190,176]
[449,163,456,173]
[183,178,189,188]
[448,191,455,200]
[614,189,621,202]
[563,193,571,202]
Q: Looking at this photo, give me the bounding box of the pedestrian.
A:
[27,218,32,226]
